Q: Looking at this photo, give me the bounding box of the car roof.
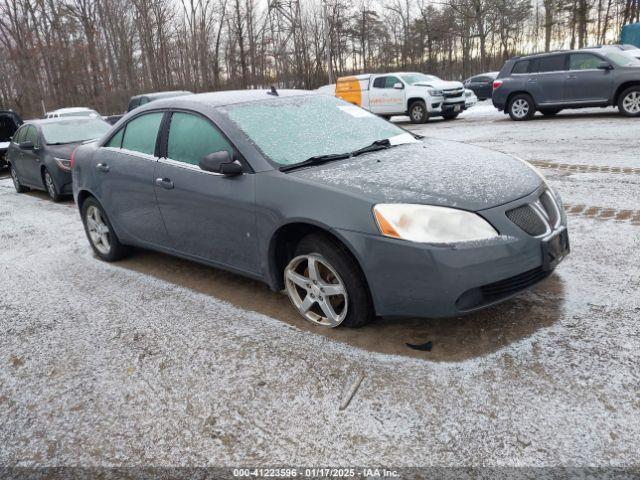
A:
[25,117,107,127]
[130,90,193,100]
[143,89,315,109]
[46,107,97,114]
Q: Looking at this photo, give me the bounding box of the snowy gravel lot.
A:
[1,103,639,470]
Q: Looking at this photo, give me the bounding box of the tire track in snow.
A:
[564,203,640,225]
[531,160,640,175]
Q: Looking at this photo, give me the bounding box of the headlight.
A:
[373,204,498,244]
[54,157,71,170]
[428,88,443,97]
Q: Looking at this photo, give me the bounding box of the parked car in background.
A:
[464,72,498,100]
[104,90,195,126]
[8,117,111,201]
[72,90,568,329]
[493,48,640,120]
[586,44,640,61]
[336,72,467,123]
[0,110,23,168]
[45,107,101,119]
[464,88,478,109]
[127,91,193,112]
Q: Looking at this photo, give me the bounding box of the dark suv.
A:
[493,49,640,120]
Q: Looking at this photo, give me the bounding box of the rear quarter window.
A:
[511,60,530,74]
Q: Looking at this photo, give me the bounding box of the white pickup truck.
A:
[334,72,466,123]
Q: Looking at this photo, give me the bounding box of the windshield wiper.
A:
[279,139,392,172]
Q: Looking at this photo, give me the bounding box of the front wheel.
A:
[81,197,130,262]
[409,101,429,124]
[618,87,640,117]
[10,164,28,193]
[43,168,62,202]
[508,94,535,121]
[284,234,373,328]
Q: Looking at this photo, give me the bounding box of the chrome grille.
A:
[443,88,464,98]
[506,190,561,237]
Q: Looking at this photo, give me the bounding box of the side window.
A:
[121,112,164,156]
[167,112,234,166]
[538,55,567,73]
[25,126,39,146]
[570,53,603,70]
[372,77,386,88]
[106,128,124,148]
[385,76,401,88]
[511,60,530,74]
[13,126,27,143]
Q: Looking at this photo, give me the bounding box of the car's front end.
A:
[464,89,478,109]
[336,185,568,318]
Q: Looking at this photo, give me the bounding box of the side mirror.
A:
[19,141,34,150]
[597,61,613,70]
[393,82,404,89]
[199,150,243,176]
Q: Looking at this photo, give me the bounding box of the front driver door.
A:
[97,111,169,246]
[564,53,612,103]
[20,125,42,186]
[154,111,259,274]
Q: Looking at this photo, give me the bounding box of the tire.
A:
[408,100,429,124]
[442,112,459,120]
[80,196,130,262]
[10,164,28,193]
[43,168,62,202]
[507,93,536,121]
[617,86,640,117]
[540,109,561,116]
[284,233,373,328]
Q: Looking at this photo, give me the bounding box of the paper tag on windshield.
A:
[337,105,375,118]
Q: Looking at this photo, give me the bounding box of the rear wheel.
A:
[540,109,561,116]
[43,168,62,202]
[10,164,28,193]
[284,234,373,328]
[409,100,429,124]
[618,86,640,117]
[508,94,535,121]
[81,197,130,262]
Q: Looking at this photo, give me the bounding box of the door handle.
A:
[155,177,174,190]
[96,163,110,173]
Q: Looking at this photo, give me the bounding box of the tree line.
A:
[1,0,639,117]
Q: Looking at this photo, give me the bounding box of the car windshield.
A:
[400,73,440,85]
[221,95,416,166]
[604,51,640,67]
[41,118,111,144]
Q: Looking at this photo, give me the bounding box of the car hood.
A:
[289,138,543,211]
[414,80,464,91]
[45,143,82,159]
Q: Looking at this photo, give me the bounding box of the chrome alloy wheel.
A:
[284,254,348,327]
[44,171,56,198]
[511,98,530,119]
[622,91,640,114]
[86,205,111,255]
[411,104,425,122]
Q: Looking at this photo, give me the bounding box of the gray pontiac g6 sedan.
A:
[72,90,569,328]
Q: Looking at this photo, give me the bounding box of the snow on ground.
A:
[1,104,639,468]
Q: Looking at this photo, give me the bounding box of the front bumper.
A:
[338,187,568,318]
